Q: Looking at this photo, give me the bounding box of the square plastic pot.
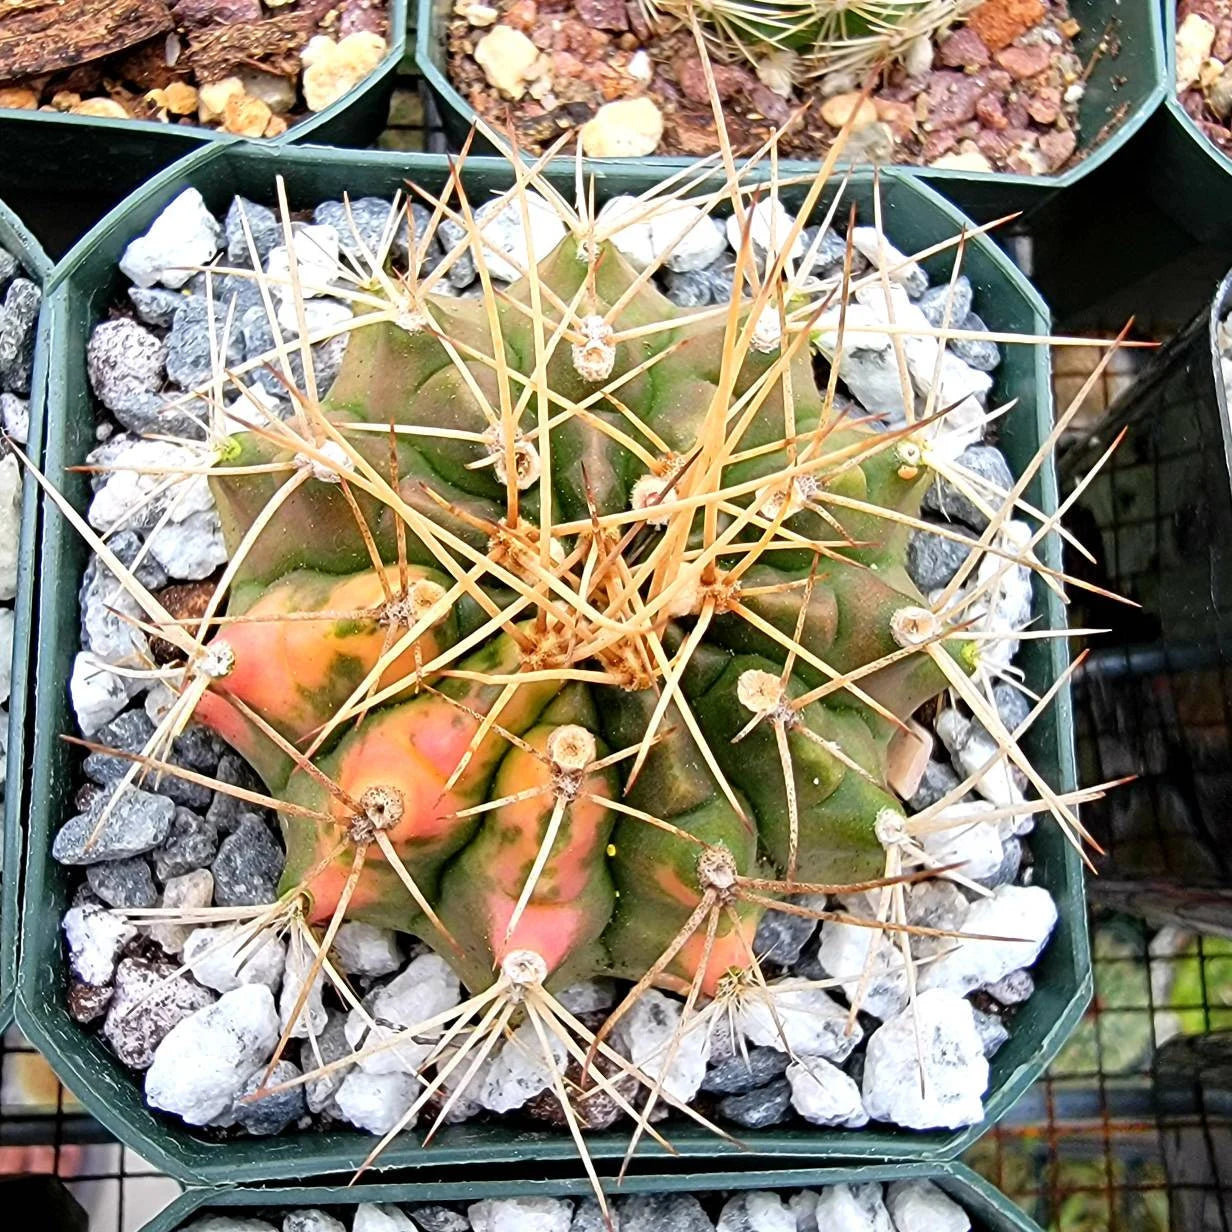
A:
[19,139,1088,1182]
[0,0,406,249]
[0,196,51,1032]
[138,1163,1044,1232]
[1148,2,1232,243]
[414,0,1165,223]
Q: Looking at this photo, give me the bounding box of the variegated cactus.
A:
[41,130,1126,1218]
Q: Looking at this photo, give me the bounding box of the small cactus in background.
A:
[39,115,1128,1216]
[640,0,979,80]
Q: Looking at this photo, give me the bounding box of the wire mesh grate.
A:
[967,911,1232,1231]
[961,325,1232,1229]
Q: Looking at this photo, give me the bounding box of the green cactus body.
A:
[195,222,973,1026]
[689,652,896,884]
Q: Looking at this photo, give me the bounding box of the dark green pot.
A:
[0,195,50,1032]
[0,0,406,254]
[1149,2,1232,243]
[18,139,1087,1182]
[413,0,1165,223]
[140,1164,1044,1232]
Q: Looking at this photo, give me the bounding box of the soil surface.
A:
[447,0,1090,172]
[1177,0,1232,154]
[0,0,389,136]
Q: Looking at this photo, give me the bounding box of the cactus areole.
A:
[184,187,986,1037]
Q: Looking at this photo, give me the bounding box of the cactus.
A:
[639,0,979,81]
[37,121,1133,1218]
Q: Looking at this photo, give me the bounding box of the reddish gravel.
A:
[446,0,1089,173]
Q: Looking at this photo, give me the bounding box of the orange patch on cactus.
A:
[209,564,449,742]
[485,745,612,901]
[650,862,709,911]
[482,894,595,973]
[672,913,758,998]
[329,703,479,850]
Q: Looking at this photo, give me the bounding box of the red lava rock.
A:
[151,579,218,664]
[576,0,627,30]
[523,1054,634,1130]
[939,26,991,68]
[451,0,1083,165]
[1179,0,1222,22]
[875,96,916,138]
[966,0,1046,52]
[713,62,755,95]
[626,0,651,39]
[563,19,609,55]
[171,0,261,26]
[1214,19,1232,60]
[879,81,923,103]
[504,0,538,30]
[676,56,752,103]
[1200,117,1232,148]
[69,979,112,1024]
[1004,96,1030,127]
[298,0,341,19]
[976,91,1008,129]
[922,129,959,160]
[1039,126,1077,170]
[922,71,986,129]
[652,73,682,105]
[597,64,629,99]
[670,112,722,154]
[339,0,386,35]
[114,41,189,90]
[751,82,791,126]
[51,63,107,93]
[975,127,1016,160]
[994,42,1052,79]
[549,49,581,73]
[1183,88,1210,122]
[1027,84,1062,123]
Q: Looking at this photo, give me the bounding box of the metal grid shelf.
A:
[969,911,1232,1231]
[963,326,1232,1230]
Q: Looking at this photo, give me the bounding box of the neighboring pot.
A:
[413,0,1165,223]
[0,0,407,251]
[0,195,50,1031]
[18,138,1087,1182]
[1150,2,1232,244]
[138,1164,1046,1232]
